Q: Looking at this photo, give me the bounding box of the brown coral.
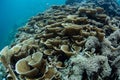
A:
[15,52,46,79]
[0,3,120,80]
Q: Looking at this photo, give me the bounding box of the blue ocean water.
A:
[0,0,65,50]
[118,0,120,4]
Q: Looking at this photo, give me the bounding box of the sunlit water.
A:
[0,0,65,50]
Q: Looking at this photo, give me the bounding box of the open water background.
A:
[0,0,65,50]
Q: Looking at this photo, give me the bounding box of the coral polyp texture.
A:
[0,3,120,80]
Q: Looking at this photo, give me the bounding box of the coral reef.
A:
[0,63,6,80]
[65,0,120,16]
[65,0,85,5]
[87,0,120,16]
[0,2,120,80]
[61,55,111,80]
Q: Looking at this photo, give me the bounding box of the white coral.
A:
[61,54,111,80]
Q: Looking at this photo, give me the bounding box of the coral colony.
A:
[0,0,120,80]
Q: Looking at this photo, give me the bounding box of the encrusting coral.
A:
[61,55,111,80]
[0,2,120,80]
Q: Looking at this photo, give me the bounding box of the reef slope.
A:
[0,2,120,80]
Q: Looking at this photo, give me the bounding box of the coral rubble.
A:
[0,2,120,80]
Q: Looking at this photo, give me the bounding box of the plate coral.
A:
[0,2,120,80]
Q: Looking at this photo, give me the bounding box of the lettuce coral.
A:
[0,2,120,80]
